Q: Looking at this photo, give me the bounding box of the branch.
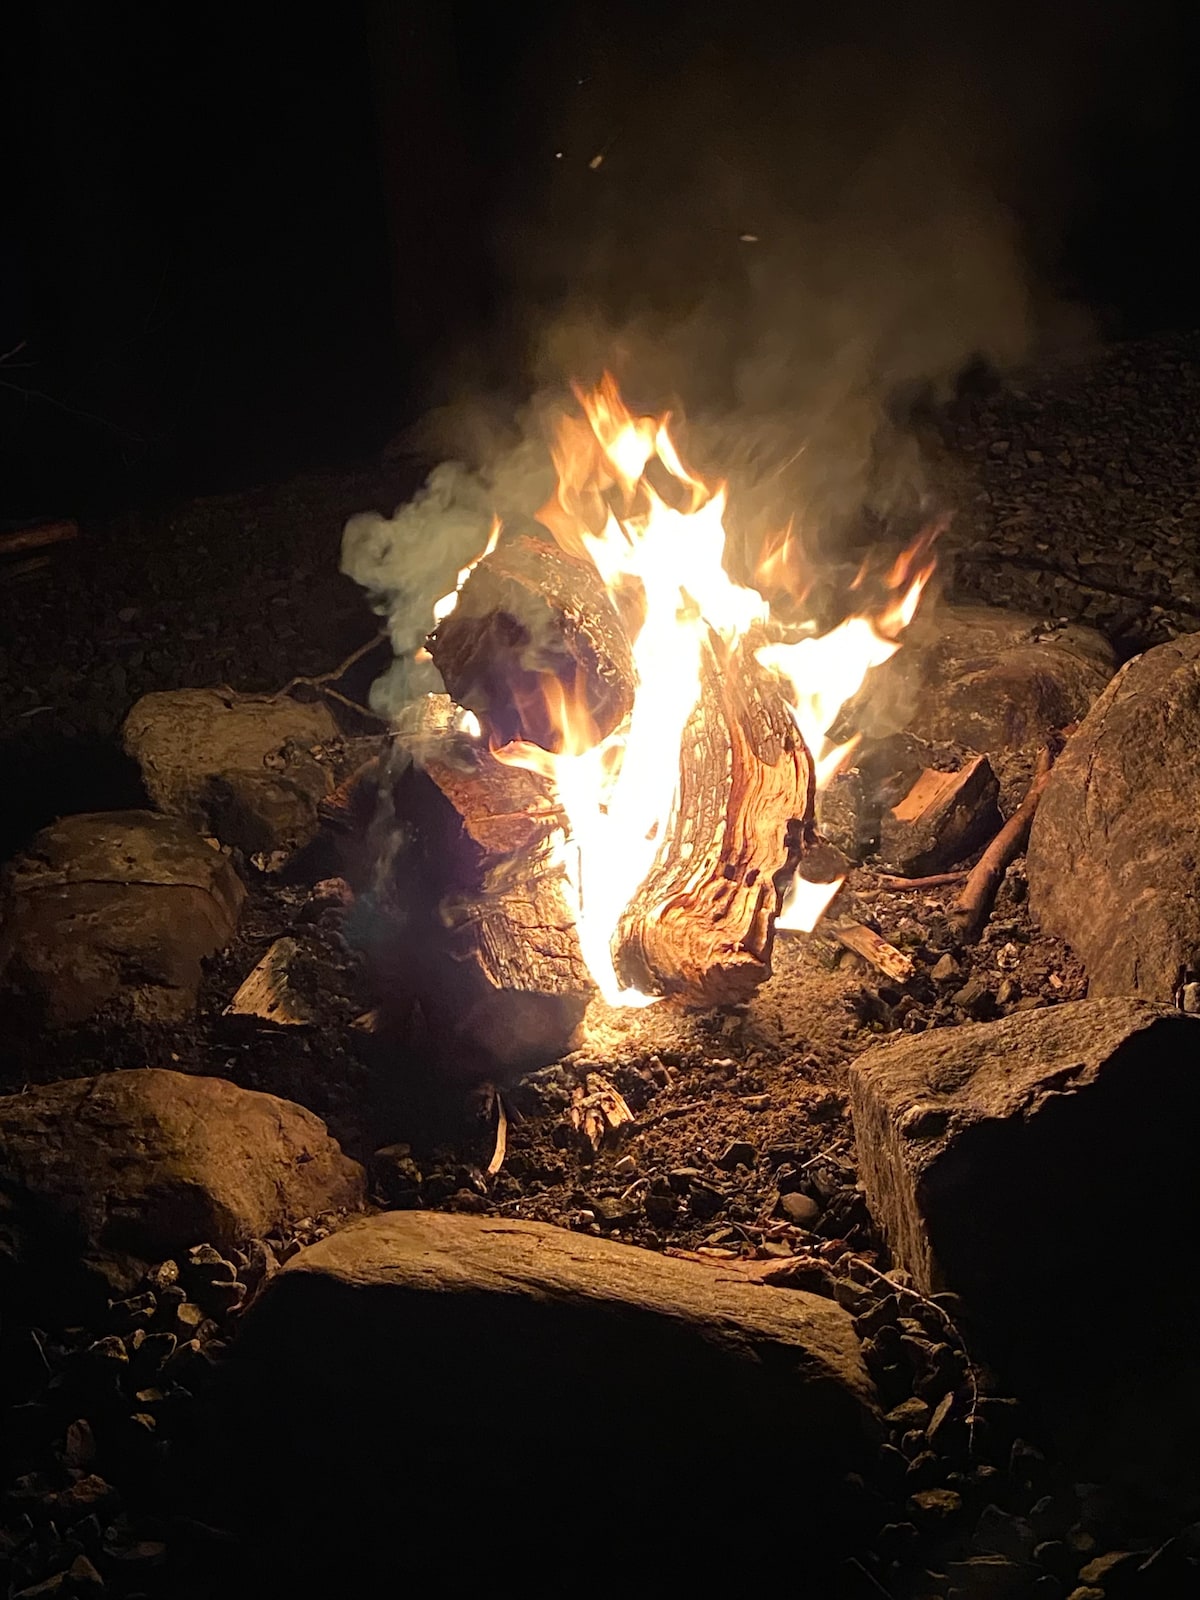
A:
[274,632,391,723]
[949,741,1057,943]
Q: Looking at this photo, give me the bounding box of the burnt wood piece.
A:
[361,700,591,1080]
[426,528,635,749]
[615,640,815,1007]
[876,755,1001,878]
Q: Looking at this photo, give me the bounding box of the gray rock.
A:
[0,811,244,1027]
[849,1000,1200,1379]
[218,1211,881,1576]
[1028,635,1200,1000]
[0,1069,365,1304]
[123,688,337,855]
[780,1192,822,1227]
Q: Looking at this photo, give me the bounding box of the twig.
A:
[868,870,970,891]
[950,741,1057,943]
[487,1090,508,1176]
[275,632,391,722]
[828,921,915,982]
[0,520,78,558]
[637,1099,706,1128]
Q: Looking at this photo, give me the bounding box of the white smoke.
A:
[340,441,556,716]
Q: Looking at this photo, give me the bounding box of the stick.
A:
[0,520,78,557]
[868,870,970,891]
[950,742,1056,943]
[487,1090,508,1176]
[828,921,915,982]
[275,632,391,718]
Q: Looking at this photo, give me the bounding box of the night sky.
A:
[3,1,1194,521]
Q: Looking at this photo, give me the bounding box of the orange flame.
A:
[453,377,937,1000]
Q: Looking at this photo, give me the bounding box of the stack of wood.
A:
[348,526,819,1077]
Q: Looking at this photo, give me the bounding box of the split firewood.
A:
[828,920,915,982]
[0,519,78,558]
[876,754,1000,878]
[569,1072,635,1151]
[613,638,815,1006]
[427,527,635,749]
[224,937,315,1028]
[950,741,1056,943]
[360,697,593,1080]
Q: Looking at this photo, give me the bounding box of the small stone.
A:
[909,1487,963,1524]
[996,978,1022,1006]
[716,1139,756,1171]
[974,1503,1036,1562]
[1034,1542,1073,1580]
[175,1301,207,1335]
[667,1168,704,1193]
[931,954,961,983]
[643,1192,677,1227]
[590,1196,638,1230]
[1064,1590,1104,1600]
[12,1576,69,1598]
[62,1419,96,1469]
[106,1293,157,1333]
[946,1555,1039,1595]
[886,1396,932,1432]
[1182,982,1200,1013]
[612,1155,638,1178]
[779,1192,821,1227]
[952,975,997,1018]
[84,1336,128,1370]
[1076,1551,1140,1587]
[186,1243,238,1282]
[66,1555,104,1591]
[927,1391,969,1455]
[906,1451,942,1488]
[51,1474,117,1523]
[688,1181,726,1220]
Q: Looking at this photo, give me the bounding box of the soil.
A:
[2,329,1198,1597]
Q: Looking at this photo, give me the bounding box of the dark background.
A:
[2,0,1195,523]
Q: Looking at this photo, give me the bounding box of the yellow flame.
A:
[471,378,936,1002]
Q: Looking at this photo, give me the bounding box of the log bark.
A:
[427,527,635,749]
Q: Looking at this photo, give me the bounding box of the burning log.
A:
[360,699,593,1079]
[427,516,815,1008]
[614,640,814,1005]
[876,754,1000,878]
[428,528,635,749]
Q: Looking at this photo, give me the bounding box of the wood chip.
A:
[224,938,315,1028]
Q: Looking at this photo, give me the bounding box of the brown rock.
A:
[863,603,1115,755]
[1027,635,1200,1000]
[849,1000,1200,1378]
[213,1212,880,1577]
[0,811,244,1026]
[122,688,337,855]
[0,1069,365,1305]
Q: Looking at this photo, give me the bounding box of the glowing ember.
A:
[434,376,936,1004]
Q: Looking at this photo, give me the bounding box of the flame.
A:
[455,377,936,1004]
[430,517,501,625]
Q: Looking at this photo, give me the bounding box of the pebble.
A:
[887,1395,933,1436]
[953,974,997,1019]
[716,1139,756,1171]
[931,953,961,982]
[1064,1590,1104,1600]
[909,1487,963,1524]
[1076,1551,1140,1586]
[974,1503,1036,1562]
[779,1192,821,1226]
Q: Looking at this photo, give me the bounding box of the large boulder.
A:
[1027,634,1200,1000]
[0,810,244,1026]
[0,1069,365,1306]
[122,688,337,856]
[863,602,1115,756]
[199,1211,880,1586]
[849,1000,1200,1383]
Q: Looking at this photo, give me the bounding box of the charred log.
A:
[427,528,634,748]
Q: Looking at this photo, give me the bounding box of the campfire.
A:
[354,377,937,1076]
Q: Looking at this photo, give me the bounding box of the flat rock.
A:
[849,1000,1200,1380]
[205,1210,880,1583]
[0,1069,365,1306]
[1027,634,1200,999]
[863,603,1115,755]
[122,688,337,855]
[0,811,244,1026]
